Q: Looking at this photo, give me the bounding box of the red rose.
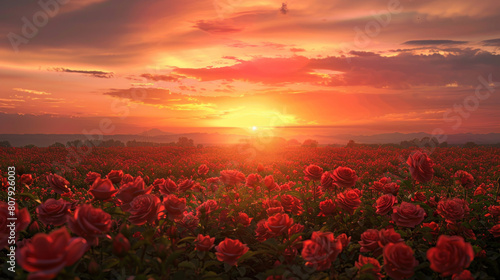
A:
[178,179,195,193]
[378,228,404,247]
[383,242,418,280]
[116,176,153,211]
[46,173,70,194]
[406,151,434,183]
[412,191,427,202]
[280,195,304,215]
[266,206,284,216]
[265,213,294,235]
[288,223,305,237]
[355,255,383,280]
[256,219,272,241]
[245,173,262,188]
[336,189,361,214]
[331,166,358,189]
[452,270,474,280]
[152,178,164,189]
[68,204,112,246]
[1,202,30,248]
[264,175,278,191]
[36,198,71,226]
[376,194,397,215]
[392,202,426,228]
[219,170,245,186]
[473,186,486,196]
[383,183,400,196]
[257,163,265,173]
[336,233,351,249]
[320,171,336,191]
[236,212,252,227]
[319,199,337,216]
[29,221,40,233]
[263,199,282,209]
[198,164,209,175]
[301,231,343,271]
[490,224,500,237]
[20,174,34,186]
[84,172,101,185]
[161,194,185,220]
[156,178,178,195]
[177,211,199,231]
[17,227,88,280]
[423,222,440,237]
[437,198,469,223]
[107,170,123,184]
[371,177,391,191]
[88,178,118,200]
[195,234,215,251]
[488,205,500,220]
[359,229,381,255]
[303,164,324,181]
[127,194,161,225]
[427,235,474,277]
[196,199,218,216]
[121,174,134,184]
[112,233,130,258]
[454,170,474,189]
[215,238,249,266]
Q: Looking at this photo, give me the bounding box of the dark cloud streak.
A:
[50,67,114,78]
[402,40,468,45]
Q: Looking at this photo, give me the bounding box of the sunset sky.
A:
[1,0,499,136]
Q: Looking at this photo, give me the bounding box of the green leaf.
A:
[17,192,41,204]
[178,261,196,270]
[237,251,258,264]
[203,260,221,270]
[237,266,246,277]
[178,236,196,244]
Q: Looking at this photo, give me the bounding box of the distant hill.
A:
[0,131,499,147]
[138,128,173,137]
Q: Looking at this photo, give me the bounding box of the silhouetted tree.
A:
[464,142,477,148]
[99,139,125,147]
[0,141,12,147]
[67,140,83,147]
[346,140,357,148]
[177,137,194,147]
[49,142,66,148]
[302,139,318,148]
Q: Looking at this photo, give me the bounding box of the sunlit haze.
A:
[1,0,499,137]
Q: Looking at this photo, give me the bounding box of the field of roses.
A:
[1,145,500,280]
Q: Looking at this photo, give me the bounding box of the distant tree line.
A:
[58,137,197,148]
[1,138,500,148]
[344,138,500,148]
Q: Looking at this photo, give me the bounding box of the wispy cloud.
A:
[140,73,183,82]
[402,40,468,46]
[13,88,52,95]
[194,20,243,33]
[49,67,114,78]
[481,38,500,46]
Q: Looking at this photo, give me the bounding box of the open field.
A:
[1,146,500,279]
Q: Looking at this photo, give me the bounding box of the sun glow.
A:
[252,126,257,131]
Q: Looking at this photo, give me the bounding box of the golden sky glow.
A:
[0,0,499,135]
